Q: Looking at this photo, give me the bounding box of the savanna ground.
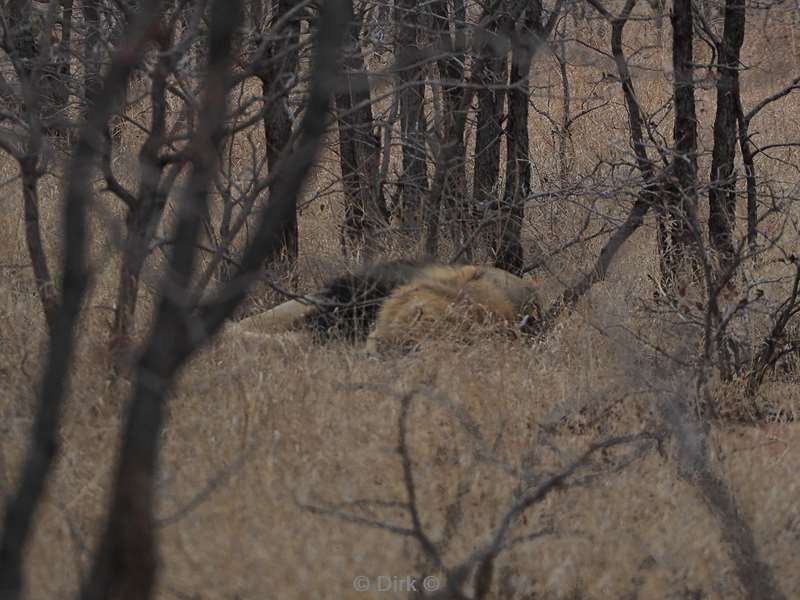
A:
[2,5,800,599]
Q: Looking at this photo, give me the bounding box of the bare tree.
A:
[2,1,800,596]
[427,0,564,260]
[494,0,555,274]
[81,3,243,595]
[0,3,165,597]
[335,0,388,259]
[659,0,700,285]
[0,0,66,332]
[426,0,470,256]
[394,0,428,232]
[542,0,663,329]
[470,2,510,260]
[737,75,800,253]
[254,0,303,263]
[708,0,746,273]
[79,1,348,597]
[108,8,189,365]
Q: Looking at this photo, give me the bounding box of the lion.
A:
[234,260,542,352]
[365,264,542,352]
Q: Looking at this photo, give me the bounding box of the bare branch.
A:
[0,3,165,597]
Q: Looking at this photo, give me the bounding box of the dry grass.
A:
[4,290,800,599]
[2,7,800,599]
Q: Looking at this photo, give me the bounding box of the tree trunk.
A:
[495,1,540,274]
[708,0,746,272]
[0,2,159,595]
[735,98,758,253]
[426,0,469,257]
[471,3,510,260]
[395,0,428,233]
[110,200,164,363]
[257,0,301,262]
[83,2,242,597]
[21,156,58,332]
[659,0,700,285]
[335,0,387,260]
[110,38,172,366]
[82,3,347,596]
[4,0,60,332]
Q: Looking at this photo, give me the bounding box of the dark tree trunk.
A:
[659,0,699,285]
[735,98,757,253]
[395,0,428,233]
[335,0,387,259]
[495,1,541,274]
[109,35,173,368]
[111,213,153,361]
[426,0,469,257]
[82,3,347,597]
[59,0,74,82]
[708,0,746,272]
[257,0,302,262]
[0,2,161,595]
[3,0,61,331]
[609,0,653,180]
[82,3,242,598]
[21,155,58,332]
[471,4,510,259]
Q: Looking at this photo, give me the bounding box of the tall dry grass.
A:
[2,4,800,598]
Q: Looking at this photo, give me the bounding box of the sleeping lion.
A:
[234,260,542,352]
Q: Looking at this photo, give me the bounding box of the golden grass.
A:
[2,9,800,599]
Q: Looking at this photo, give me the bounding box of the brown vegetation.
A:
[1,1,800,599]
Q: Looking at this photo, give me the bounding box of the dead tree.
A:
[659,0,700,286]
[394,0,428,232]
[426,0,469,256]
[736,74,800,253]
[494,1,542,274]
[254,0,303,262]
[708,0,746,273]
[0,3,165,598]
[108,18,182,364]
[82,4,243,595]
[0,0,67,332]
[335,0,387,259]
[79,1,348,598]
[544,0,663,331]
[471,2,510,259]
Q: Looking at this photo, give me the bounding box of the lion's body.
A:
[234,261,542,351]
[304,259,427,341]
[366,265,540,352]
